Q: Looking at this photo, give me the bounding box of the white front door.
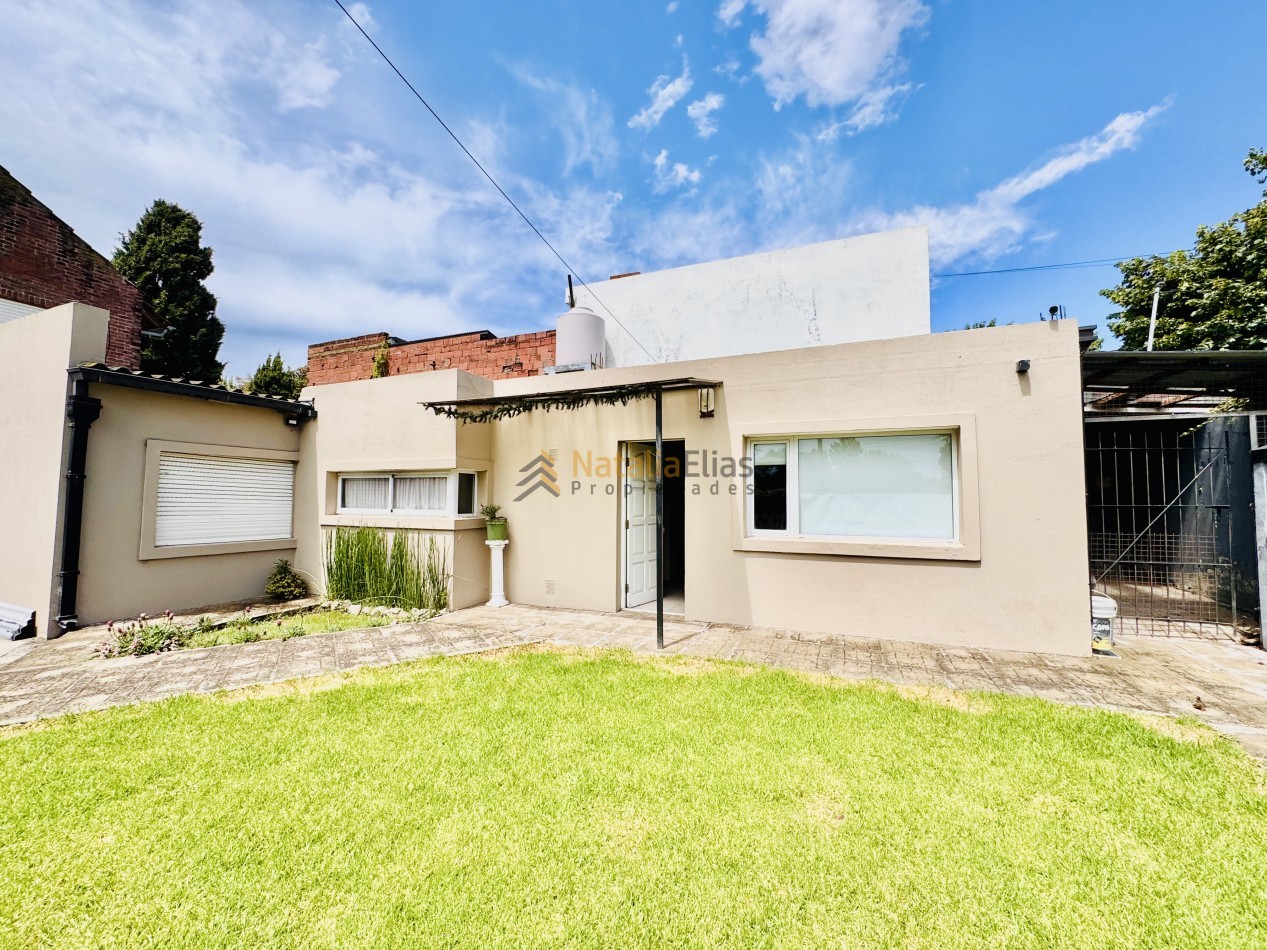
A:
[624,443,657,608]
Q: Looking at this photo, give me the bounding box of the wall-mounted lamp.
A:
[1015,359,1031,375]
[698,386,716,418]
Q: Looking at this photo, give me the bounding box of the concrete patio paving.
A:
[2,604,1266,758]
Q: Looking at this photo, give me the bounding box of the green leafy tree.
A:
[248,353,308,400]
[1103,150,1267,350]
[113,200,225,378]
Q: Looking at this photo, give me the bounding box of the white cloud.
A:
[0,0,607,374]
[666,1,680,11]
[627,61,694,130]
[718,0,747,26]
[752,135,853,248]
[817,83,916,140]
[853,105,1168,266]
[729,0,928,111]
[629,202,748,269]
[713,58,749,85]
[344,2,376,30]
[686,93,726,138]
[510,66,618,175]
[276,41,341,111]
[652,149,702,193]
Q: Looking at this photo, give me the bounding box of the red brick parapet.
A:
[307,328,557,385]
[0,165,154,368]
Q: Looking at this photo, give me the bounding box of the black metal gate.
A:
[1086,421,1256,640]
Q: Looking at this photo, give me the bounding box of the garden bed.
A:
[94,601,441,658]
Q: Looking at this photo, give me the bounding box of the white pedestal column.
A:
[486,539,509,608]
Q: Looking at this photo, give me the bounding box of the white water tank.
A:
[555,305,606,369]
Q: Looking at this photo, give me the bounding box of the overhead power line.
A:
[331,0,657,361]
[933,255,1155,279]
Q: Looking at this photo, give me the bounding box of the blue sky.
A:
[1,0,1264,375]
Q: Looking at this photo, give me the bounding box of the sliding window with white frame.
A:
[747,432,958,542]
[337,471,478,517]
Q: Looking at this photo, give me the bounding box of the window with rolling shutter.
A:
[155,453,295,547]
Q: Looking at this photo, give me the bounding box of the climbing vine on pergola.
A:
[421,378,716,425]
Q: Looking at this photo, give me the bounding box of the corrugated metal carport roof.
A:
[1082,350,1267,415]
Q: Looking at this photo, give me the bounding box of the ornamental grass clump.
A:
[324,527,449,611]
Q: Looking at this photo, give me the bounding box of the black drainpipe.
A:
[56,377,102,634]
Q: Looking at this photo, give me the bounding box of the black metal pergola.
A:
[1082,350,1267,416]
[423,376,721,649]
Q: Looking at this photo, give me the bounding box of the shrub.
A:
[324,527,449,611]
[265,559,308,600]
[97,612,188,658]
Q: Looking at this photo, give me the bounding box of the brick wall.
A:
[307,328,557,385]
[0,165,151,368]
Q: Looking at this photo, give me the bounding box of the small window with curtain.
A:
[340,476,391,512]
[393,475,447,513]
[336,471,479,516]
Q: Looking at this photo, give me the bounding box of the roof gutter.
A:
[56,376,101,634]
[68,365,317,420]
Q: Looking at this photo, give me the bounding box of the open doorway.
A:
[622,439,685,614]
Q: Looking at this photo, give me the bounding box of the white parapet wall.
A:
[572,226,931,367]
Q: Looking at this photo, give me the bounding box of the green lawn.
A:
[185,609,390,649]
[2,647,1264,948]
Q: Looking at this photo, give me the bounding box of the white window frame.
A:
[745,431,960,543]
[336,471,479,517]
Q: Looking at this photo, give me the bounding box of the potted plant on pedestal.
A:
[480,503,508,541]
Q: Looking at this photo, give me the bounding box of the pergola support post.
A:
[655,388,664,651]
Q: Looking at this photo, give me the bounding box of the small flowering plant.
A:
[96,610,189,658]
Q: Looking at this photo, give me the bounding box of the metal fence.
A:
[1085,423,1254,640]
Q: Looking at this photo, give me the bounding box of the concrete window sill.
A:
[735,536,980,561]
[320,515,486,532]
[140,538,297,561]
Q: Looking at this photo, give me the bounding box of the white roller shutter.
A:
[155,453,295,547]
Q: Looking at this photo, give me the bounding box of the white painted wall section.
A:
[572,226,930,367]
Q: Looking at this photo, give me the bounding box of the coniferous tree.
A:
[248,353,308,400]
[113,200,225,379]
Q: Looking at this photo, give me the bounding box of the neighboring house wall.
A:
[0,303,305,635]
[0,304,108,636]
[307,329,556,386]
[293,371,494,610]
[486,319,1089,655]
[572,226,931,367]
[0,166,150,367]
[74,386,302,625]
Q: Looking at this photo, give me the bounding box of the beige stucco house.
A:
[1,297,1092,655]
[293,317,1090,655]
